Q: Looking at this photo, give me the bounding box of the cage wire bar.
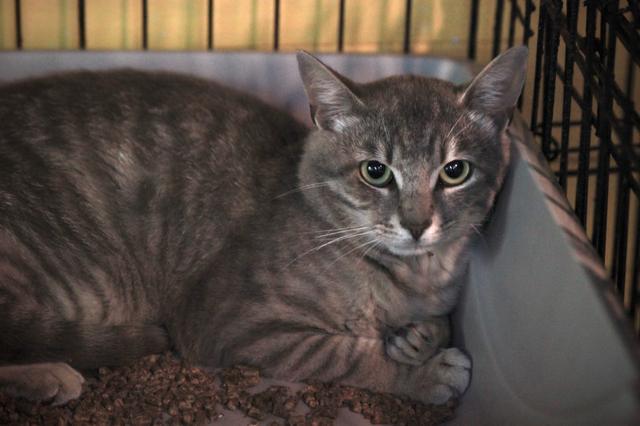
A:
[6,0,640,331]
[13,0,21,49]
[403,0,412,54]
[207,0,214,50]
[273,0,280,50]
[78,0,85,50]
[142,0,148,50]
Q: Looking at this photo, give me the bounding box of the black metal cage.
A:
[521,0,639,332]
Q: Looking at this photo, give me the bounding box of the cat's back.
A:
[0,70,308,289]
[0,69,304,155]
[0,68,307,205]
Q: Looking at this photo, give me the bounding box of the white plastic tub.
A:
[1,51,638,425]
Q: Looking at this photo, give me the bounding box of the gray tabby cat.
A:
[0,47,527,406]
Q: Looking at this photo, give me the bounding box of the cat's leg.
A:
[216,328,469,405]
[0,362,84,405]
[0,322,168,404]
[385,316,450,366]
[0,321,169,370]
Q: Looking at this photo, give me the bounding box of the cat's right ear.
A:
[296,51,364,132]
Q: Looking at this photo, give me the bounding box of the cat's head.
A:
[296,47,527,257]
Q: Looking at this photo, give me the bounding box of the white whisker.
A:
[450,111,484,143]
[273,181,332,199]
[314,226,371,239]
[443,112,466,143]
[359,239,382,261]
[470,223,490,251]
[303,224,368,235]
[285,230,376,268]
[470,224,483,237]
[329,238,379,267]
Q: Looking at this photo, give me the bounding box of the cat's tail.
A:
[0,322,170,369]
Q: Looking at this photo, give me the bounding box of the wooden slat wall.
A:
[0,0,508,62]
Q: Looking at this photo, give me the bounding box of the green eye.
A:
[360,160,393,187]
[439,160,471,186]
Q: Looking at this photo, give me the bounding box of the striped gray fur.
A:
[0,47,528,405]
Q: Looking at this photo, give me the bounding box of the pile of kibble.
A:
[0,352,456,425]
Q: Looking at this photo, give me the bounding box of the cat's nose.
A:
[403,220,431,241]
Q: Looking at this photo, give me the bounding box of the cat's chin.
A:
[385,244,435,258]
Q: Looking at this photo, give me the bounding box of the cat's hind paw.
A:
[0,362,85,406]
[422,348,471,405]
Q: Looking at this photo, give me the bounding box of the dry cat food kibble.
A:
[298,382,456,425]
[0,353,456,425]
[0,353,221,425]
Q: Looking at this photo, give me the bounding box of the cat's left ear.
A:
[296,50,364,132]
[459,46,528,130]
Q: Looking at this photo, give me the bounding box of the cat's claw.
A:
[423,348,471,404]
[385,319,448,366]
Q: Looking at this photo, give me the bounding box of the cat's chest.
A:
[341,254,463,336]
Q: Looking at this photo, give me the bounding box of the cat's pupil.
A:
[367,161,386,179]
[444,161,464,178]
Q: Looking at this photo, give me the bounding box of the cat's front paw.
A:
[385,318,449,366]
[421,348,471,405]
